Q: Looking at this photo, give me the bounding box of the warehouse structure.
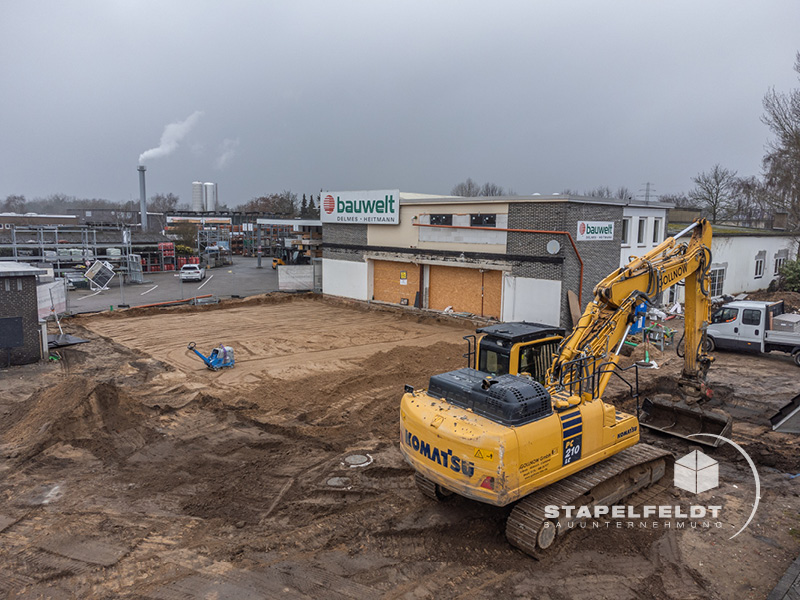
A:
[321,191,671,327]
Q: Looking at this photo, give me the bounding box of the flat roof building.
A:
[322,191,671,328]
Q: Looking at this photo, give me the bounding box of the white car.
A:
[179,264,206,281]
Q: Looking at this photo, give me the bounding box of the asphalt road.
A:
[67,256,281,313]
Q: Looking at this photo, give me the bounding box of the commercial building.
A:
[322,191,671,328]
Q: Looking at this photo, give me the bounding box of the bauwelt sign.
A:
[577,220,614,241]
[320,190,400,224]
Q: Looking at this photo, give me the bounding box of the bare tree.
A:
[659,193,695,208]
[584,186,613,198]
[615,186,633,200]
[728,176,772,225]
[242,190,297,216]
[451,178,481,197]
[479,182,505,196]
[148,193,179,213]
[2,195,26,213]
[760,53,800,228]
[147,193,180,230]
[689,165,738,223]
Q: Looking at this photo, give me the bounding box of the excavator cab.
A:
[465,322,565,382]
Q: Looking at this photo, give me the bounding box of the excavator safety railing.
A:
[551,355,641,403]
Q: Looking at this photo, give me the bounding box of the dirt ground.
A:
[1,294,800,599]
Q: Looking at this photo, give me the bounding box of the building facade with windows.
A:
[667,222,798,302]
[619,206,669,268]
[322,192,670,328]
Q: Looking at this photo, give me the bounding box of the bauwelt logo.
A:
[584,224,613,235]
[320,190,400,224]
[335,194,395,215]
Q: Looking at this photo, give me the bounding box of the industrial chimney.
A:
[138,165,148,231]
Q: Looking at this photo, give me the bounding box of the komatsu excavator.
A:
[400,218,730,556]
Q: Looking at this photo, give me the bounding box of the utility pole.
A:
[639,182,656,203]
[256,223,262,268]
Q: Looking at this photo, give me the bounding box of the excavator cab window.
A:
[518,339,562,383]
[479,348,510,376]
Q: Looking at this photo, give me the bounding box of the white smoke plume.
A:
[214,138,240,170]
[139,111,203,164]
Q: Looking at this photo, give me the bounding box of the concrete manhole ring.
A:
[343,453,374,468]
[326,476,352,488]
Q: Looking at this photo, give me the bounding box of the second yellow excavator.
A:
[400,218,729,556]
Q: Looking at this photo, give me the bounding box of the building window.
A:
[754,258,764,279]
[429,214,453,226]
[637,218,647,245]
[17,279,22,291]
[470,214,496,227]
[775,257,787,275]
[621,217,631,245]
[652,218,661,244]
[3,280,9,292]
[709,267,725,297]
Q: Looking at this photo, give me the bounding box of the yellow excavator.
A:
[400,218,730,556]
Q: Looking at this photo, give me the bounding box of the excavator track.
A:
[415,472,453,501]
[506,443,672,558]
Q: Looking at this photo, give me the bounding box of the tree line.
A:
[1,189,320,219]
[1,192,190,215]
[239,191,319,218]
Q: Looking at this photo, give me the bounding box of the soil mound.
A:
[748,290,800,313]
[6,377,150,463]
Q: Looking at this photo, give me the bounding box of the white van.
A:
[706,300,800,365]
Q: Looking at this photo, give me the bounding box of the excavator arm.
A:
[548,219,713,402]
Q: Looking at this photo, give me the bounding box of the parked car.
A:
[179,264,206,281]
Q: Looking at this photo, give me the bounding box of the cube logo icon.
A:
[674,450,719,494]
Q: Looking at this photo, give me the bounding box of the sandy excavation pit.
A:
[1,294,800,599]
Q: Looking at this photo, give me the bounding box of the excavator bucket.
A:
[770,394,800,433]
[639,396,732,447]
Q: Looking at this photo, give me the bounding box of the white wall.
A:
[710,235,796,295]
[278,265,314,291]
[672,234,797,302]
[502,276,561,325]
[322,258,369,300]
[619,206,670,268]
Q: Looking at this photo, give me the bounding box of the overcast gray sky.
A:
[2,1,799,207]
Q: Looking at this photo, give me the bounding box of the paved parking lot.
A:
[67,256,281,313]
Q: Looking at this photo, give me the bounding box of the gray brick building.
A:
[0,262,47,365]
